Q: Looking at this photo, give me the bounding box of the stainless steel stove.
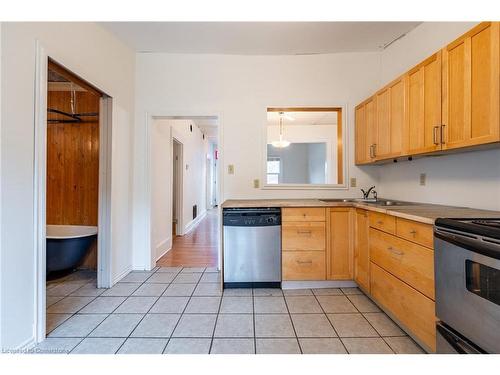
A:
[434,218,500,354]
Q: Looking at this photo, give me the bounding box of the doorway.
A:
[172,139,183,238]
[150,117,221,269]
[34,52,112,343]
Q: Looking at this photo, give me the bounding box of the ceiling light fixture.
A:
[271,112,291,148]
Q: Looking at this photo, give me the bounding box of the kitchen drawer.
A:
[368,211,396,234]
[396,218,434,249]
[282,207,326,222]
[370,263,436,352]
[282,251,326,280]
[369,211,396,234]
[369,228,435,299]
[282,222,326,251]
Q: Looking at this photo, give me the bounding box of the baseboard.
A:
[112,265,133,285]
[183,210,207,235]
[155,237,172,261]
[281,280,358,289]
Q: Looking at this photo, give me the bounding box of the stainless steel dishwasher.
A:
[223,207,281,288]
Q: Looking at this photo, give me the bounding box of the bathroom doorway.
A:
[34,53,113,343]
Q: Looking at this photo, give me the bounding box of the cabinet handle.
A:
[433,126,440,145]
[377,220,383,225]
[296,260,313,265]
[373,144,377,158]
[440,124,446,144]
[409,229,417,235]
[296,230,312,235]
[387,246,404,256]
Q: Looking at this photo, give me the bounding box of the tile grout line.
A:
[206,270,223,354]
[311,289,349,354]
[69,269,158,352]
[342,291,396,354]
[164,267,208,354]
[282,292,303,354]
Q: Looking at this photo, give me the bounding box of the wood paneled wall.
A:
[47,90,100,269]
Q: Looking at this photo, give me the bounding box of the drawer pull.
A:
[296,230,312,235]
[377,220,384,225]
[296,260,313,265]
[409,229,417,235]
[387,246,404,256]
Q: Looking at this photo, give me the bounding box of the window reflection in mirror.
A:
[266,108,343,186]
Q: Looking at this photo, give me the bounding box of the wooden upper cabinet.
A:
[355,104,368,164]
[442,22,500,149]
[355,97,376,164]
[405,52,443,155]
[375,77,406,160]
[327,208,354,280]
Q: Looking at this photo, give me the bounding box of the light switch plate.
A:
[419,173,426,186]
[350,177,357,188]
[228,165,235,175]
[253,179,260,188]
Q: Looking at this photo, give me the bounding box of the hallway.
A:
[156,209,219,268]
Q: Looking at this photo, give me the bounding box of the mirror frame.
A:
[262,106,348,190]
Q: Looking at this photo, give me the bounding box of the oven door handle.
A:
[434,229,500,261]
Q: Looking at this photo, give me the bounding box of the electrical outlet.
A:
[227,164,235,175]
[419,173,426,186]
[350,177,357,188]
[253,179,260,188]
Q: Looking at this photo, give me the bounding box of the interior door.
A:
[442,22,500,150]
[405,52,442,155]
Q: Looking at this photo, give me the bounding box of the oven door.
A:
[436,323,482,354]
[435,230,500,353]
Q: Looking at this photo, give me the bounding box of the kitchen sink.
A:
[319,198,418,206]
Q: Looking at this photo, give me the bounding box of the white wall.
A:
[151,119,209,261]
[0,23,135,349]
[376,22,500,211]
[133,52,382,268]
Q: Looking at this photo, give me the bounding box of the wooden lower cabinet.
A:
[370,228,435,299]
[371,263,436,352]
[282,222,326,251]
[354,209,370,292]
[282,251,326,280]
[327,208,354,280]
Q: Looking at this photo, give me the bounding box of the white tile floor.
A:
[37,268,425,354]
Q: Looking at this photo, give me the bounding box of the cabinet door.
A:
[327,208,353,280]
[355,103,371,164]
[354,209,370,292]
[405,52,442,155]
[442,22,500,149]
[365,98,378,161]
[376,87,391,159]
[390,78,405,157]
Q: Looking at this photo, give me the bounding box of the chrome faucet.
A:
[361,186,376,200]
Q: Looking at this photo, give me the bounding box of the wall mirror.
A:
[265,107,345,188]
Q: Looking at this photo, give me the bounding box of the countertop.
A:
[221,199,500,225]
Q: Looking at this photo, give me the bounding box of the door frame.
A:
[171,137,184,238]
[33,42,113,343]
[145,111,224,270]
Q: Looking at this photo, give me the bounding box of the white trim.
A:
[33,46,113,343]
[112,265,133,285]
[33,41,48,345]
[183,209,207,235]
[144,110,225,271]
[261,105,349,190]
[281,280,357,289]
[97,97,113,289]
[154,237,172,262]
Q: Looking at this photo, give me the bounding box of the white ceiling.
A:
[100,22,421,55]
[267,111,338,126]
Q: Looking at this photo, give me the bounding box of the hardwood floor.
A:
[156,209,219,267]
